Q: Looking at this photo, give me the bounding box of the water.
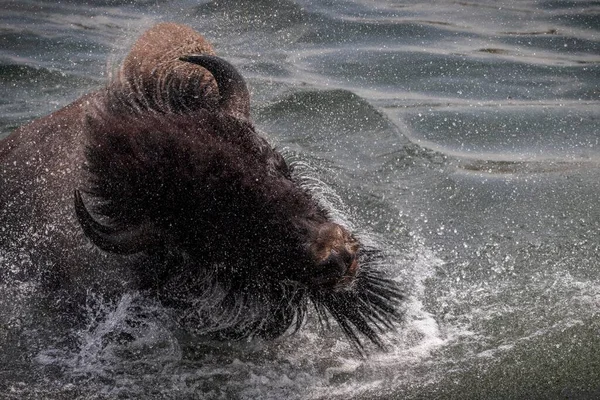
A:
[1,0,599,398]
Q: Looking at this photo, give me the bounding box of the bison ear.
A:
[179,54,250,120]
[74,190,159,255]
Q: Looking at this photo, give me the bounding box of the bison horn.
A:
[179,54,250,120]
[74,190,158,255]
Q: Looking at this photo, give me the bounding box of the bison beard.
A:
[5,23,403,350]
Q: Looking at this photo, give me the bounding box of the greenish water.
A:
[1,0,599,398]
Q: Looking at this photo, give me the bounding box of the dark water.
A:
[1,0,600,398]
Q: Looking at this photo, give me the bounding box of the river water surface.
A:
[1,0,599,399]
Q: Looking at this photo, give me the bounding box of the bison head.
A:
[74,54,402,350]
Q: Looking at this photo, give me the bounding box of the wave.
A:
[0,64,72,84]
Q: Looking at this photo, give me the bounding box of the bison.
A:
[0,23,402,349]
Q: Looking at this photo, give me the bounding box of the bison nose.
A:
[312,248,357,288]
[307,222,360,288]
[320,251,348,276]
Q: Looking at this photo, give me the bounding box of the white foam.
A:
[36,292,181,385]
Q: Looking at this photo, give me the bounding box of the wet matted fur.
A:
[1,22,404,351]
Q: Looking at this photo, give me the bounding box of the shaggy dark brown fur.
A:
[0,23,403,350]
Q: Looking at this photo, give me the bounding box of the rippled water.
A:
[1,0,599,398]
